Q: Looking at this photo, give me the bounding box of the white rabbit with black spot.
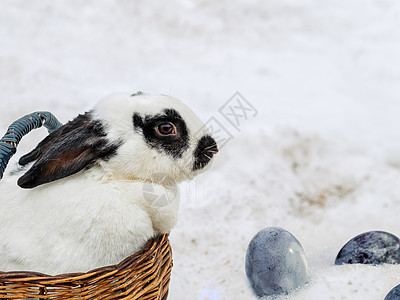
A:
[0,93,218,275]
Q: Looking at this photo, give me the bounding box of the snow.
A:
[1,0,400,299]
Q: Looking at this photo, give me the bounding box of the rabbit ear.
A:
[18,112,121,189]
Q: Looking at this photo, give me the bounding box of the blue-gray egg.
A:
[335,231,400,265]
[245,227,309,297]
[385,284,400,300]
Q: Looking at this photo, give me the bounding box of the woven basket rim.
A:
[0,234,169,281]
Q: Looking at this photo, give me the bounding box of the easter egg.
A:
[245,227,309,297]
[335,231,400,265]
[385,284,400,300]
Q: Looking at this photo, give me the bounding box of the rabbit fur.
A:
[0,93,218,275]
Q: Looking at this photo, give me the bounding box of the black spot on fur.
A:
[193,135,218,171]
[133,109,189,158]
[18,112,121,189]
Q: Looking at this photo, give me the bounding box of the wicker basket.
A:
[0,234,172,299]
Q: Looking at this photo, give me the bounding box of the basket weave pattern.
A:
[0,234,172,299]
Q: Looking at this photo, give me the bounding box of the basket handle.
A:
[0,112,63,180]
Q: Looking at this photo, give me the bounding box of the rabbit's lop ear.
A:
[18,112,121,189]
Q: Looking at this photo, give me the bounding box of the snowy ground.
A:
[1,0,400,299]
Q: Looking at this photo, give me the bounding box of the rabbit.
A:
[0,92,218,275]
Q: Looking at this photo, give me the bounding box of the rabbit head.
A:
[17,93,218,189]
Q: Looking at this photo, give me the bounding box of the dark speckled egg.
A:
[385,284,400,300]
[245,227,309,297]
[335,231,400,265]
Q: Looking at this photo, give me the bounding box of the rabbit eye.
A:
[133,109,189,158]
[155,122,176,136]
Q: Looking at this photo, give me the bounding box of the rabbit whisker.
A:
[204,143,217,150]
[203,153,212,160]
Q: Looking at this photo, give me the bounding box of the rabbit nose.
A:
[202,136,218,157]
[192,135,218,171]
[208,142,219,157]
